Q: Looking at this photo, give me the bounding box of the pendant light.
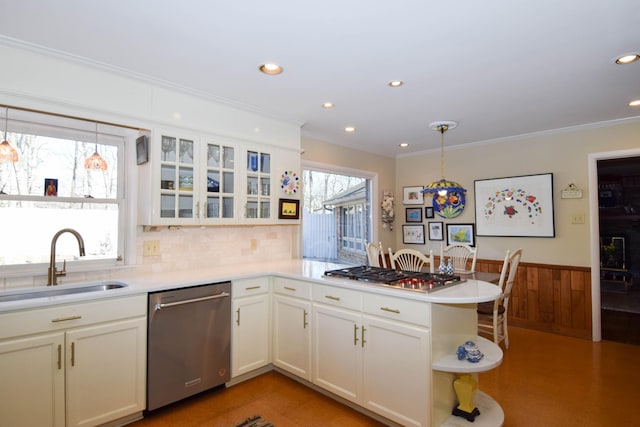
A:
[422,120,466,197]
[0,107,19,163]
[84,122,108,171]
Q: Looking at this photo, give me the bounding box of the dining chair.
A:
[440,243,478,273]
[366,241,387,268]
[477,248,523,349]
[388,248,434,273]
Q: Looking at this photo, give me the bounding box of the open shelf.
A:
[432,336,503,373]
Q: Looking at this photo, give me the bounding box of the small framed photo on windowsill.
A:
[44,178,58,196]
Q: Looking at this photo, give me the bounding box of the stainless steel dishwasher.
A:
[147,282,231,411]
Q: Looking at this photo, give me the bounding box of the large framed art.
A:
[474,173,555,237]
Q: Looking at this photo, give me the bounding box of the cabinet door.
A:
[157,132,199,224]
[312,304,362,403]
[232,294,271,377]
[0,332,65,427]
[273,295,311,380]
[66,317,146,427]
[244,149,271,221]
[203,140,236,222]
[362,316,430,427]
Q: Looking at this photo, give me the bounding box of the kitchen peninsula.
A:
[0,259,503,427]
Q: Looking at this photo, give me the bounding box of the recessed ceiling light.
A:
[615,54,640,65]
[629,99,640,107]
[399,143,409,148]
[259,63,283,75]
[388,80,404,87]
[322,102,334,109]
[344,126,356,133]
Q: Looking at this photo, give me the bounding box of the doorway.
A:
[596,156,640,344]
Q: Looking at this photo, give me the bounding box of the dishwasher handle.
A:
[154,292,230,311]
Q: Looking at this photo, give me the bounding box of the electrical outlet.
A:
[250,238,258,251]
[143,240,160,256]
[571,213,585,224]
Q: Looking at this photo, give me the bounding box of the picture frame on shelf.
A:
[403,186,424,205]
[278,198,300,219]
[402,224,425,245]
[428,221,444,241]
[474,172,555,237]
[405,207,423,223]
[425,206,434,219]
[445,223,475,246]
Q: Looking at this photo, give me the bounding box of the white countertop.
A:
[0,259,501,312]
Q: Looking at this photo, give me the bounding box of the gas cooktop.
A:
[323,266,465,293]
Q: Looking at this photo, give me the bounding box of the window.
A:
[302,164,375,264]
[0,107,137,273]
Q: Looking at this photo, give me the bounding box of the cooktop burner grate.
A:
[323,266,465,292]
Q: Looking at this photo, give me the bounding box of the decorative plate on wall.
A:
[280,170,300,195]
[432,191,465,219]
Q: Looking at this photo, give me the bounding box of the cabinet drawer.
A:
[232,277,270,298]
[273,277,311,299]
[363,293,431,327]
[0,294,147,340]
[312,283,362,311]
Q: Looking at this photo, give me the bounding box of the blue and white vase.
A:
[439,259,447,275]
[446,258,454,275]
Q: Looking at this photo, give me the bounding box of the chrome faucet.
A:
[48,228,86,286]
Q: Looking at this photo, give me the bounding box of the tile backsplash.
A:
[3,225,296,289]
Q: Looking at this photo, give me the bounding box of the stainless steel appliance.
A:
[324,266,465,293]
[147,282,231,411]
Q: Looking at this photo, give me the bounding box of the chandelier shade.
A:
[0,107,18,163]
[84,122,108,171]
[422,120,466,196]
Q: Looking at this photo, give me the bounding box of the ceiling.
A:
[0,0,638,157]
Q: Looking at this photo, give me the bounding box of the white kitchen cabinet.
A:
[0,295,147,427]
[139,129,239,225]
[272,278,311,380]
[66,318,146,427]
[231,277,271,377]
[0,332,65,427]
[139,128,302,226]
[312,284,431,427]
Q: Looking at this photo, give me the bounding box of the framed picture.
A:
[405,207,422,223]
[136,135,149,165]
[278,198,300,219]
[428,221,444,241]
[425,206,434,219]
[474,173,555,237]
[446,223,475,246]
[403,186,424,205]
[402,224,425,245]
[44,178,58,196]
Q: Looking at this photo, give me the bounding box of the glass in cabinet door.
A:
[204,141,235,221]
[260,153,270,173]
[179,139,194,164]
[160,194,175,218]
[161,136,177,162]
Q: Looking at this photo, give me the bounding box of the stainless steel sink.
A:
[0,281,128,303]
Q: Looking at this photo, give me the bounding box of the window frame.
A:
[0,107,141,278]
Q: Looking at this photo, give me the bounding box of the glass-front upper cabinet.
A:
[245,150,271,220]
[159,135,196,220]
[204,142,235,220]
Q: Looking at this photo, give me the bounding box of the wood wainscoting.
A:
[473,258,592,340]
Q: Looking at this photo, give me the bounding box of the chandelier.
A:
[84,122,108,171]
[0,107,19,163]
[422,121,466,197]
